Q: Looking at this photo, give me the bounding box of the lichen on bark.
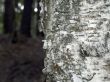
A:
[43,0,110,82]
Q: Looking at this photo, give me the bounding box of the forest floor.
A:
[0,34,45,82]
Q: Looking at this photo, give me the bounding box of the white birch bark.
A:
[43,0,110,82]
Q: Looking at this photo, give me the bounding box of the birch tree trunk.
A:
[43,0,110,82]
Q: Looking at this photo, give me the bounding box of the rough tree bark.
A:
[20,0,33,37]
[43,0,110,82]
[3,0,15,33]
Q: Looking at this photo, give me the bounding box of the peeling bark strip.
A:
[43,0,110,82]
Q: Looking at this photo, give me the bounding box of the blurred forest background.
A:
[0,0,3,33]
[0,0,44,38]
[0,0,45,82]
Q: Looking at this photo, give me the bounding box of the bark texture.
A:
[43,0,110,82]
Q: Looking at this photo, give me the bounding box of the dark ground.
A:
[0,34,46,82]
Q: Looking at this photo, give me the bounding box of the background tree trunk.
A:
[20,0,33,37]
[36,0,41,35]
[3,0,15,34]
[43,0,110,82]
